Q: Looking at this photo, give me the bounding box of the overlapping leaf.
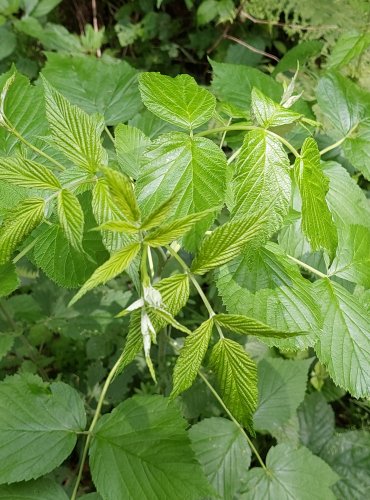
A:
[0,156,61,190]
[57,189,84,250]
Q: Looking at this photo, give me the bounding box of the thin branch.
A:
[91,0,101,57]
[224,34,280,63]
[241,11,338,32]
[287,254,328,279]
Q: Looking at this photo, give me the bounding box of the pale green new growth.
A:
[102,167,140,223]
[214,313,301,339]
[57,189,84,251]
[251,87,302,128]
[0,156,61,190]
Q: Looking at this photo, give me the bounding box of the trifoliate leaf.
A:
[102,167,140,223]
[114,124,151,178]
[314,279,370,398]
[138,73,216,130]
[0,156,61,190]
[0,478,69,500]
[251,88,302,128]
[42,76,105,173]
[189,417,251,500]
[295,138,337,258]
[0,373,86,484]
[214,313,299,339]
[57,189,84,251]
[89,395,213,500]
[209,338,257,433]
[171,318,214,399]
[0,198,45,264]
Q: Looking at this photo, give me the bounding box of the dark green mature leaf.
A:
[115,124,151,178]
[42,53,143,125]
[0,156,61,190]
[251,88,302,128]
[214,313,296,338]
[189,417,251,500]
[138,73,216,130]
[231,129,290,236]
[320,430,370,499]
[209,338,257,433]
[0,374,86,484]
[343,123,370,180]
[314,279,370,398]
[0,478,68,500]
[273,41,323,74]
[0,334,14,361]
[0,262,19,297]
[241,444,338,499]
[295,138,337,258]
[57,189,84,251]
[253,357,312,432]
[171,318,214,399]
[89,395,212,500]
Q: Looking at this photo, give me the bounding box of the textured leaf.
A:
[251,88,302,128]
[189,417,251,500]
[70,242,140,305]
[343,123,370,180]
[0,478,68,500]
[139,194,178,231]
[0,156,61,190]
[0,262,19,297]
[0,198,45,264]
[102,167,140,223]
[320,430,370,500]
[115,124,151,178]
[209,338,257,433]
[314,279,370,398]
[231,128,290,236]
[138,73,215,130]
[253,357,312,432]
[295,138,337,257]
[0,374,86,484]
[89,395,212,500]
[214,313,298,338]
[191,215,267,275]
[42,53,142,125]
[42,77,105,173]
[171,318,214,399]
[241,444,338,500]
[327,31,370,69]
[57,189,84,250]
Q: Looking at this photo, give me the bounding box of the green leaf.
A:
[314,279,370,398]
[320,430,370,500]
[214,313,299,339]
[273,41,323,74]
[42,53,143,125]
[89,395,212,500]
[140,194,178,231]
[191,215,268,275]
[0,373,86,484]
[70,242,140,305]
[297,392,335,454]
[171,318,214,399]
[0,156,61,190]
[343,123,370,180]
[189,417,251,500]
[241,444,338,500]
[42,76,105,173]
[0,26,16,61]
[95,220,139,234]
[0,334,14,361]
[0,198,45,264]
[217,243,321,350]
[329,224,370,287]
[231,129,290,236]
[57,189,84,250]
[102,167,140,223]
[253,357,312,432]
[327,31,370,69]
[145,208,216,247]
[0,262,19,297]
[0,478,69,500]
[138,72,215,130]
[251,88,302,128]
[209,338,257,433]
[137,132,226,249]
[294,138,337,257]
[114,124,151,178]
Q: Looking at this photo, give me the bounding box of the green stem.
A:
[104,125,115,144]
[227,146,242,165]
[13,238,39,264]
[219,117,232,149]
[70,353,125,500]
[319,123,359,156]
[287,254,328,279]
[266,130,300,158]
[198,371,268,472]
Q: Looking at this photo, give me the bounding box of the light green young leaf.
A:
[329,224,370,287]
[147,306,191,335]
[0,156,61,190]
[95,220,139,234]
[42,76,105,173]
[209,338,257,433]
[251,88,302,128]
[90,395,212,500]
[214,313,300,339]
[139,194,178,231]
[295,138,337,258]
[189,417,251,500]
[0,374,86,484]
[115,124,151,178]
[231,128,290,236]
[171,318,214,399]
[191,214,267,275]
[241,444,338,500]
[145,208,216,247]
[314,279,370,398]
[253,357,312,432]
[102,167,140,223]
[327,31,370,69]
[57,189,84,251]
[0,198,45,264]
[0,478,69,500]
[69,242,140,305]
[138,73,216,130]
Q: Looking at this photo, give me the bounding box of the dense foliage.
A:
[0,1,369,498]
